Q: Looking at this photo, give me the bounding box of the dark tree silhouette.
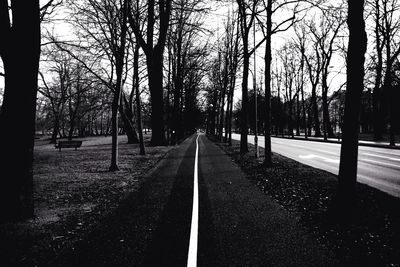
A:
[63,0,131,171]
[337,0,367,207]
[308,10,345,140]
[128,0,172,146]
[133,40,146,155]
[38,56,69,144]
[258,0,308,166]
[167,0,206,143]
[369,0,385,141]
[236,0,260,154]
[0,1,41,221]
[225,13,241,146]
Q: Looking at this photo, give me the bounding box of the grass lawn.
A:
[0,134,173,266]
[215,138,400,266]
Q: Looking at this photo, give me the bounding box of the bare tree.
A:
[308,9,345,140]
[258,0,309,165]
[128,0,172,146]
[367,0,385,141]
[224,10,241,145]
[38,51,70,143]
[132,39,146,155]
[64,0,130,171]
[302,21,323,138]
[236,0,261,153]
[40,0,63,23]
[168,0,207,143]
[279,44,298,138]
[293,29,308,139]
[380,0,400,145]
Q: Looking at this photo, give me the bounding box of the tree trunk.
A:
[68,119,75,141]
[109,0,128,171]
[264,0,272,166]
[50,117,60,144]
[311,85,322,137]
[219,57,229,141]
[224,87,231,143]
[337,0,367,209]
[227,72,235,146]
[166,40,172,145]
[219,90,226,141]
[299,47,308,139]
[134,43,145,155]
[288,98,294,138]
[109,88,120,171]
[301,82,307,139]
[372,0,384,141]
[307,106,312,137]
[240,38,249,154]
[389,86,396,146]
[372,86,383,141]
[119,98,139,144]
[147,48,167,146]
[0,1,40,221]
[322,79,334,139]
[296,93,300,136]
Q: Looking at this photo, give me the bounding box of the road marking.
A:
[288,143,307,148]
[315,148,339,156]
[360,146,400,157]
[360,158,400,169]
[299,154,340,164]
[362,152,400,162]
[187,134,199,267]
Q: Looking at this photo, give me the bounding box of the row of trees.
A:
[0,0,209,221]
[40,0,210,168]
[0,0,374,220]
[209,0,400,153]
[207,0,368,210]
[211,0,400,147]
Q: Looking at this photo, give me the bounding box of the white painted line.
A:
[298,154,340,164]
[359,146,400,156]
[187,134,199,267]
[315,148,339,156]
[362,152,400,162]
[360,158,400,169]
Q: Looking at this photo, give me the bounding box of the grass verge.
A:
[0,135,172,266]
[214,138,400,266]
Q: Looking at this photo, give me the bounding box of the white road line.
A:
[359,146,400,156]
[315,148,339,156]
[298,154,340,164]
[187,134,199,267]
[362,152,400,162]
[360,158,400,169]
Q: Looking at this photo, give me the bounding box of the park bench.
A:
[55,140,83,151]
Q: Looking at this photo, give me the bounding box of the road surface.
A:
[232,133,400,198]
[53,134,336,266]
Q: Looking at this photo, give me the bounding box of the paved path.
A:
[53,134,337,266]
[232,134,400,198]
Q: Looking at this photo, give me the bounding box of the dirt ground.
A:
[0,135,172,266]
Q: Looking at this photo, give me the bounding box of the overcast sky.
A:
[1,1,347,105]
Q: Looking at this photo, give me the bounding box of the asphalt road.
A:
[144,134,335,266]
[53,134,336,266]
[231,133,400,198]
